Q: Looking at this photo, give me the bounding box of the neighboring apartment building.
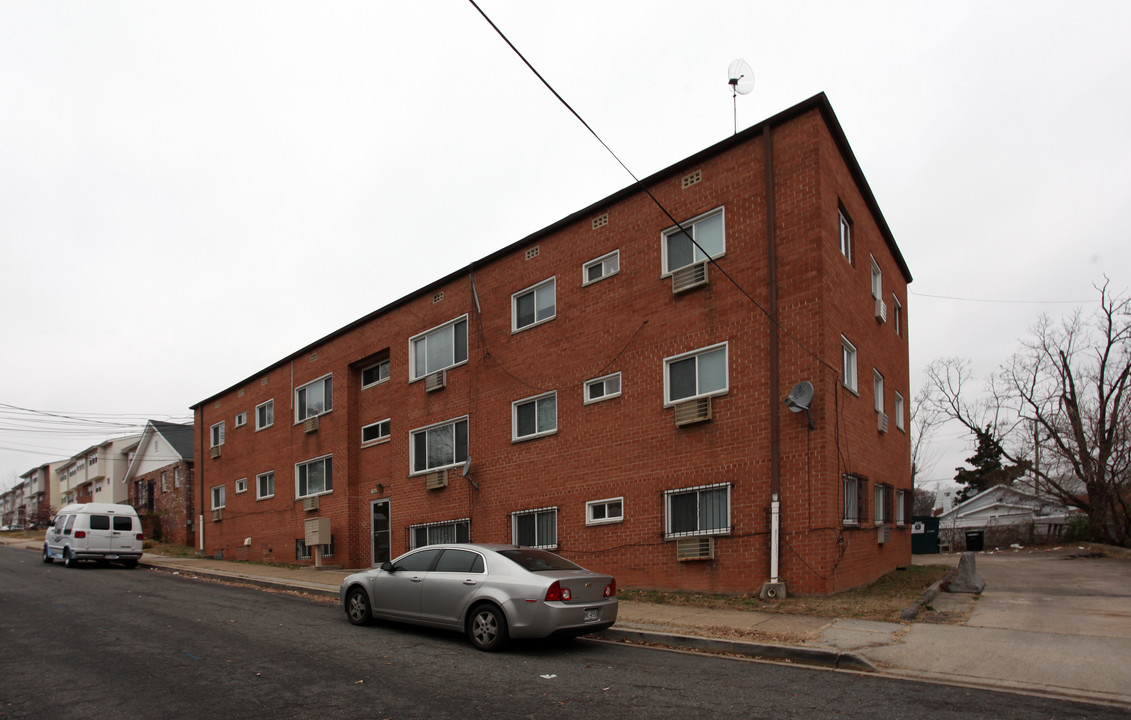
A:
[192,93,913,595]
[16,461,65,525]
[123,420,195,546]
[56,435,141,506]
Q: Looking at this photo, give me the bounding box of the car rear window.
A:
[497,548,581,572]
[113,516,132,531]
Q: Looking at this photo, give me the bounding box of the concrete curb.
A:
[141,560,340,599]
[597,626,877,673]
[900,569,955,620]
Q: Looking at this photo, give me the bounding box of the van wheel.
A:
[42,545,53,564]
[467,604,508,652]
[63,549,78,568]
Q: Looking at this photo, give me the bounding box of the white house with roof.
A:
[938,484,1077,548]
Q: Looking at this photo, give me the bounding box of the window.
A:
[874,370,885,414]
[210,421,225,448]
[664,343,727,405]
[893,295,903,337]
[512,392,557,441]
[842,337,858,393]
[234,412,247,428]
[870,256,882,299]
[434,548,485,573]
[411,417,469,474]
[838,208,852,262]
[662,207,724,274]
[161,472,167,493]
[512,278,556,332]
[362,419,391,445]
[362,359,390,388]
[235,477,248,494]
[295,375,332,422]
[896,490,907,525]
[874,484,886,524]
[895,392,905,431]
[88,455,97,467]
[843,475,864,525]
[211,485,226,510]
[256,471,275,500]
[296,537,334,559]
[256,400,274,430]
[409,518,470,549]
[583,250,620,285]
[296,455,332,498]
[511,507,557,549]
[586,497,623,526]
[584,373,621,404]
[174,467,181,488]
[665,483,730,538]
[410,316,468,380]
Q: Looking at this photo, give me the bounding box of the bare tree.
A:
[909,381,945,487]
[925,281,1131,546]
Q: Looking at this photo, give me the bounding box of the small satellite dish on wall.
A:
[784,381,815,430]
[727,59,755,135]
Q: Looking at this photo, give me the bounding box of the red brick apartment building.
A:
[192,93,912,596]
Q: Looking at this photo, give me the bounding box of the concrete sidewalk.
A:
[5,537,1129,708]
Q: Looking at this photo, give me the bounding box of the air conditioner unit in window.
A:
[303,416,319,434]
[211,508,223,522]
[875,298,888,322]
[425,471,448,490]
[878,412,889,434]
[424,370,447,393]
[674,397,713,426]
[877,525,890,544]
[672,261,709,294]
[210,445,221,459]
[303,495,320,511]
[676,536,714,561]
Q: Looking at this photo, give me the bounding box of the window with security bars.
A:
[511,507,557,549]
[664,484,730,538]
[410,519,470,549]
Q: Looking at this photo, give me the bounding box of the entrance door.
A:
[371,499,391,566]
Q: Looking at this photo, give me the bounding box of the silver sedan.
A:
[340,543,618,651]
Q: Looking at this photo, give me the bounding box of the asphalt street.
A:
[1,547,1124,720]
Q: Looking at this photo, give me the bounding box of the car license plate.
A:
[584,609,599,622]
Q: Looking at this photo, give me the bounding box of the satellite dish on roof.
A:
[784,381,815,430]
[727,59,755,135]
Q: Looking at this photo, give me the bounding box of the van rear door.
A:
[86,514,115,555]
[110,514,139,553]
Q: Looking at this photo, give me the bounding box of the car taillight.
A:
[604,579,616,598]
[136,533,145,541]
[75,531,86,539]
[544,581,571,602]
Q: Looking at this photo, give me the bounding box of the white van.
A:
[43,503,144,568]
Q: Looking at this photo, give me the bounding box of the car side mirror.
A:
[380,561,394,572]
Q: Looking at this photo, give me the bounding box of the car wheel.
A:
[63,548,78,568]
[42,545,53,564]
[467,604,508,652]
[345,587,373,626]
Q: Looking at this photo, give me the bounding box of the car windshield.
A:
[497,548,582,572]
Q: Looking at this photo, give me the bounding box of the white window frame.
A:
[895,392,905,431]
[842,337,858,394]
[511,277,557,333]
[585,497,624,526]
[174,467,181,488]
[295,454,333,499]
[234,412,247,428]
[838,208,852,262]
[410,315,469,382]
[210,485,226,510]
[409,518,471,549]
[295,374,332,423]
[256,471,275,500]
[896,490,907,526]
[870,255,882,299]
[410,416,469,476]
[512,391,557,442]
[892,295,903,337]
[511,507,558,550]
[210,421,225,448]
[256,400,274,431]
[161,472,167,493]
[664,483,731,539]
[235,477,248,494]
[582,250,620,286]
[661,207,725,275]
[362,419,391,446]
[664,342,728,406]
[874,484,886,525]
[361,359,390,389]
[843,476,861,525]
[584,372,622,405]
[874,370,885,414]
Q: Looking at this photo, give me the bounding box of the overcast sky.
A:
[2,1,1129,495]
